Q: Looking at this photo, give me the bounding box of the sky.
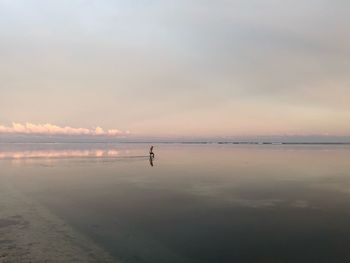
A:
[0,0,349,138]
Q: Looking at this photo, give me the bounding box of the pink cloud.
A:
[0,122,125,136]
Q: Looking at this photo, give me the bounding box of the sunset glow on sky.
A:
[1,1,349,137]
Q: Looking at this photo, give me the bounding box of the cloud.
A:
[0,122,125,136]
[0,1,350,136]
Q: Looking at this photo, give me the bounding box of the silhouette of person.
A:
[149,145,155,158]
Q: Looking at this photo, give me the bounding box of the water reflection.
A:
[0,144,153,166]
[2,144,350,263]
[149,155,155,167]
[0,149,120,160]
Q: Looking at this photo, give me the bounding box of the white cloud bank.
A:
[0,122,127,136]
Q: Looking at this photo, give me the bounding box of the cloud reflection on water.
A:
[0,149,120,160]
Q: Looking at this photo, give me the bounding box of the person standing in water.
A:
[149,146,155,158]
[149,146,155,167]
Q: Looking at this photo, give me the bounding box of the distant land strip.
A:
[1,141,350,145]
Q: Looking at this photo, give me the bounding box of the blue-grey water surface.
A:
[1,143,350,263]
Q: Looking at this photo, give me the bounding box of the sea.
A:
[1,142,350,262]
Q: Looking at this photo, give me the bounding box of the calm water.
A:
[1,143,350,262]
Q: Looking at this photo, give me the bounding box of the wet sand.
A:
[0,180,118,263]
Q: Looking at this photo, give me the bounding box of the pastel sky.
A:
[0,0,349,137]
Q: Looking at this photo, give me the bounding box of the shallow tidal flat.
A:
[2,143,350,262]
[0,180,116,263]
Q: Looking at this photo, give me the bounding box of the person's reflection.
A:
[149,155,154,167]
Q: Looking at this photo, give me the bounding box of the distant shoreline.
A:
[1,141,350,145]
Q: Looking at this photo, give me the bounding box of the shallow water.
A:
[1,143,350,262]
